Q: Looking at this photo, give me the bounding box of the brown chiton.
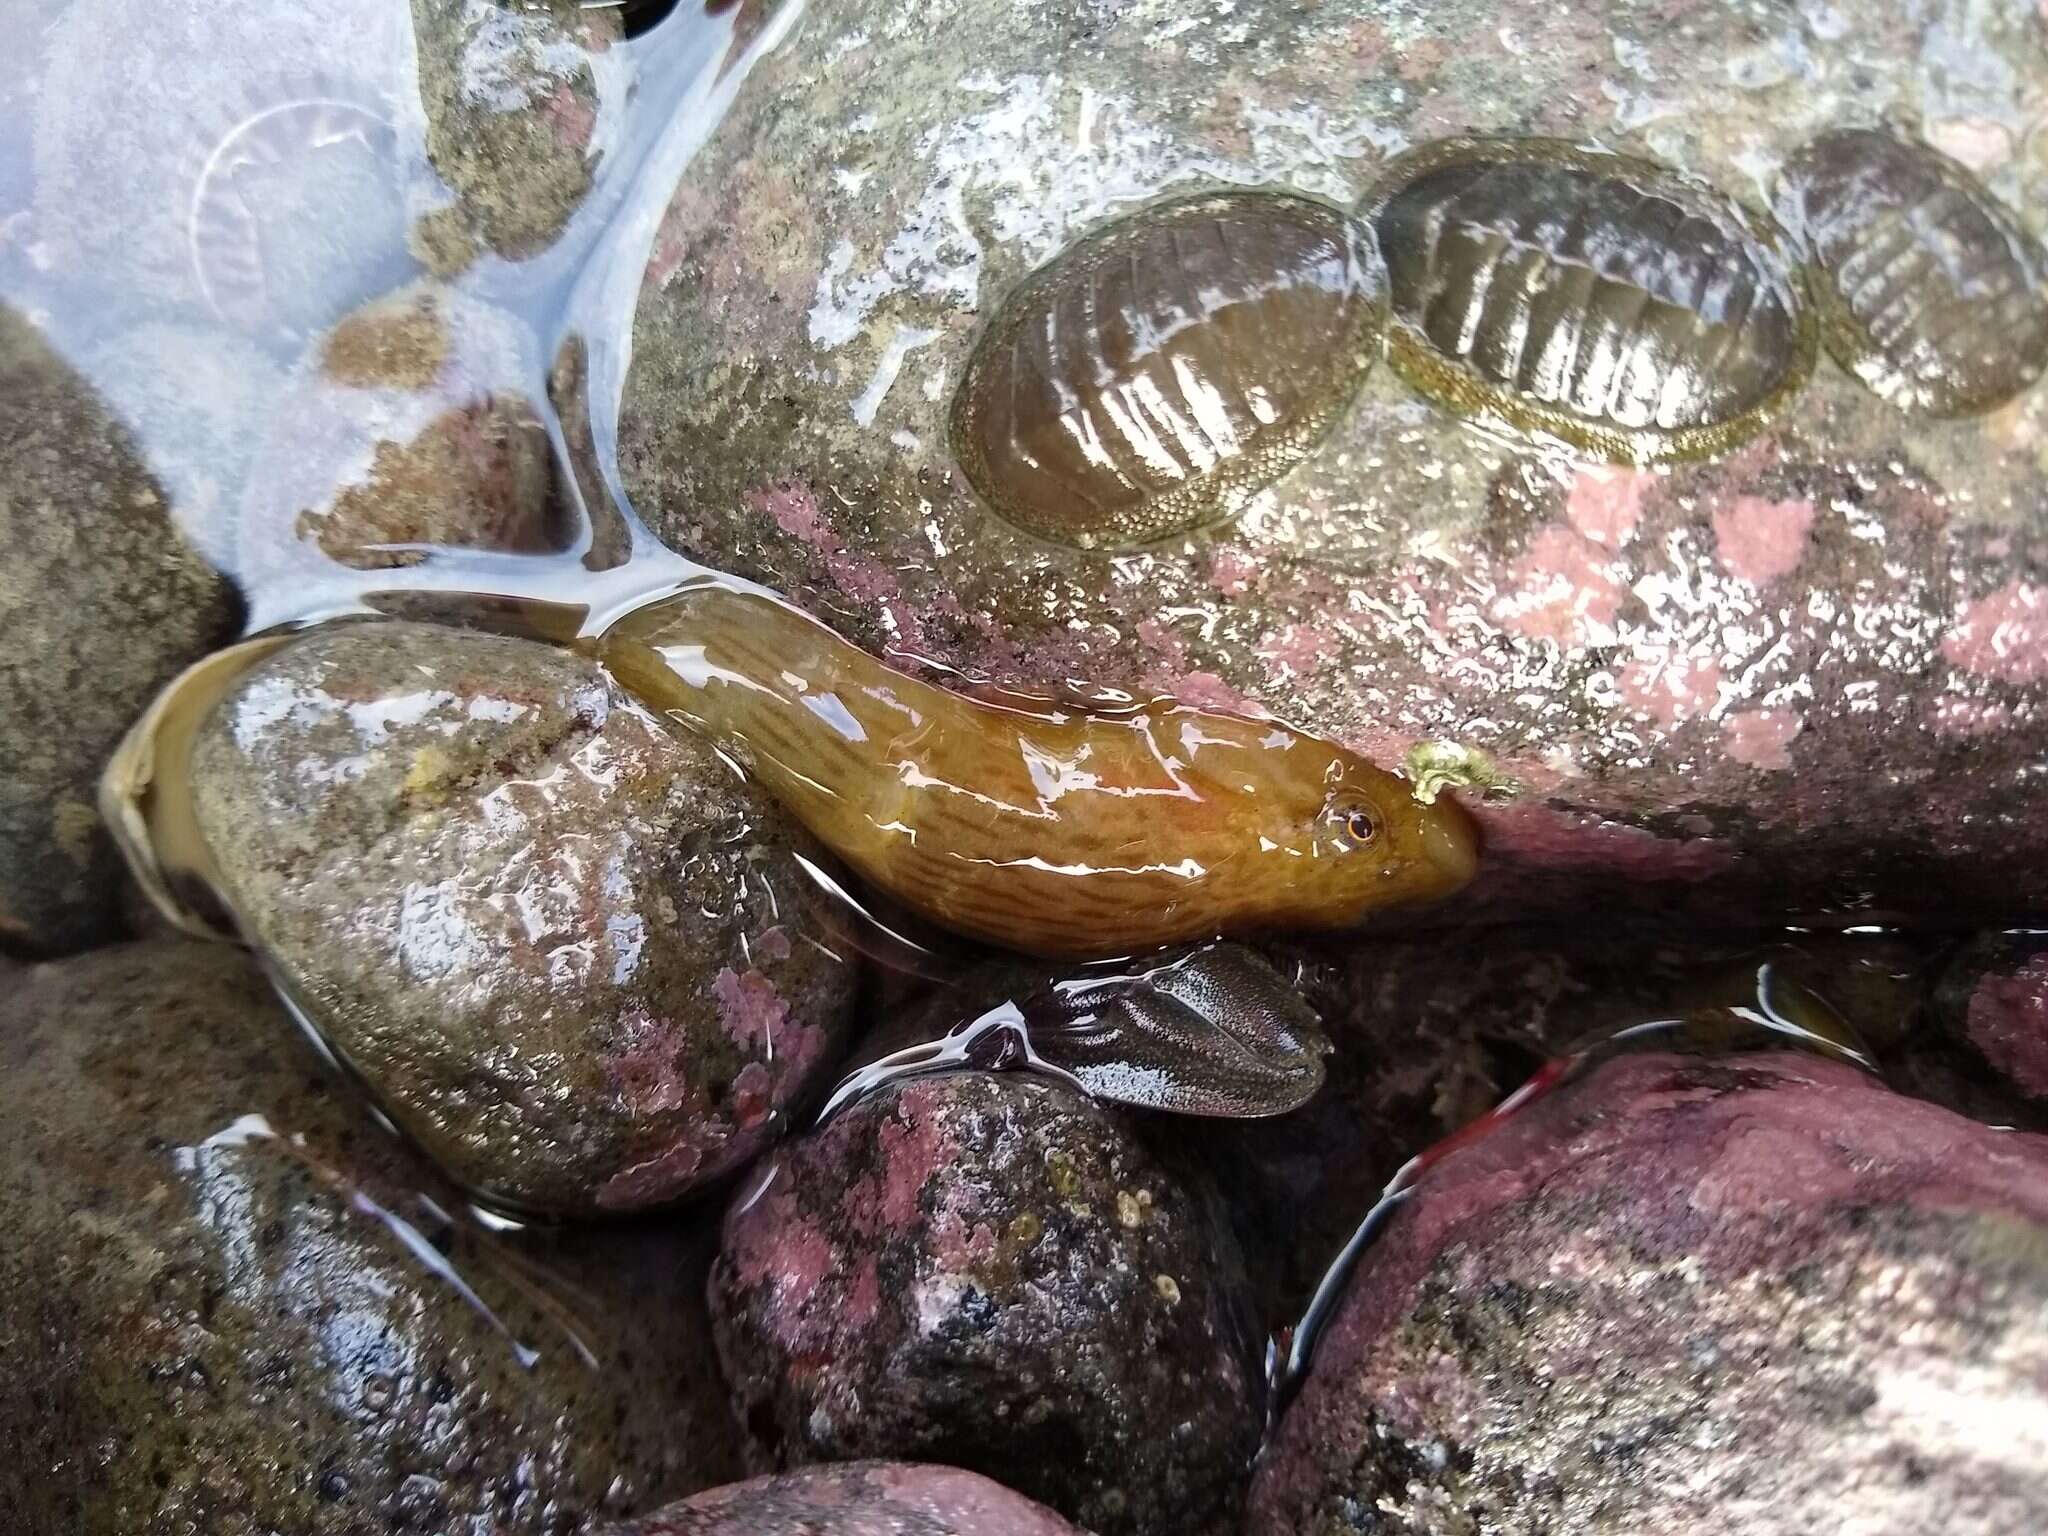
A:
[1780,128,2048,418]
[1365,136,1816,462]
[950,189,1388,550]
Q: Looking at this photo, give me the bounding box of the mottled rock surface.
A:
[710,1071,1264,1536]
[1936,932,2048,1105]
[1250,1050,2048,1534]
[191,621,858,1214]
[0,306,239,954]
[594,1462,1080,1535]
[618,0,2048,923]
[0,939,741,1536]
[412,0,623,261]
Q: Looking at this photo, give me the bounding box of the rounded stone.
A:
[708,1071,1265,1536]
[950,190,1386,549]
[0,939,741,1535]
[189,620,859,1215]
[411,0,624,261]
[593,1462,1081,1535]
[0,305,240,955]
[615,0,2048,925]
[1251,1049,2048,1534]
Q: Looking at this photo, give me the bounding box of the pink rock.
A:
[593,1462,1080,1534]
[1936,935,2048,1103]
[708,1072,1264,1535]
[1251,1051,2048,1534]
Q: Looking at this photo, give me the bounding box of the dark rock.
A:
[1935,932,2048,1105]
[1251,1050,2048,1534]
[0,305,239,954]
[190,621,859,1214]
[616,0,2048,924]
[593,1462,1081,1535]
[709,1071,1264,1535]
[0,939,741,1536]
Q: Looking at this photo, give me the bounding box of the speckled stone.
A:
[0,939,741,1536]
[189,621,858,1215]
[593,1462,1081,1535]
[1250,1050,2048,1534]
[617,0,2048,923]
[708,1071,1265,1536]
[411,0,623,261]
[0,305,239,955]
[1935,932,2048,1105]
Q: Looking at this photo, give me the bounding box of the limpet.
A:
[1780,127,2048,417]
[1366,136,1816,462]
[950,189,1388,550]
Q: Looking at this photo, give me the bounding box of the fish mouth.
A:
[1420,799,1482,890]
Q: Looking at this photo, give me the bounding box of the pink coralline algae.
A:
[1564,465,1650,547]
[1711,495,1816,586]
[1721,708,1804,771]
[1942,580,2048,685]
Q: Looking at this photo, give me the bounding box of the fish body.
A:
[599,584,1478,959]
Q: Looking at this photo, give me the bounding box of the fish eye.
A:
[1343,807,1379,845]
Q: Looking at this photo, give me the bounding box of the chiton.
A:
[1780,128,2048,418]
[950,190,1388,550]
[1366,136,1817,462]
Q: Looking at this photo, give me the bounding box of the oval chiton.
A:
[1780,128,2048,418]
[949,190,1388,550]
[1365,136,1816,462]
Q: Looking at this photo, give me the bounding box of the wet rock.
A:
[411,0,625,261]
[594,1462,1081,1535]
[709,1071,1264,1536]
[618,0,2048,923]
[235,284,567,609]
[1936,932,2048,1105]
[0,939,741,1536]
[189,620,859,1214]
[1251,1050,2048,1534]
[0,305,239,955]
[31,0,420,345]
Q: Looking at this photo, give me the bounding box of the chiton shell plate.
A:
[1366,136,1817,462]
[950,189,1388,550]
[1780,128,2048,418]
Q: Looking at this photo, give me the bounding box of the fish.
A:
[598,582,1479,959]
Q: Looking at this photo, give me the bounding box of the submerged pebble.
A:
[1252,1049,2048,1534]
[0,939,741,1535]
[710,1070,1266,1535]
[1781,127,2048,417]
[950,190,1386,549]
[592,1463,1081,1535]
[187,621,857,1215]
[1366,136,1815,461]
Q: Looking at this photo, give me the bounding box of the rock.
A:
[594,1462,1081,1535]
[30,0,420,347]
[0,305,240,955]
[0,939,741,1536]
[617,0,2048,923]
[234,284,566,610]
[709,1070,1265,1535]
[1935,932,2048,1105]
[411,0,626,261]
[189,620,859,1214]
[1250,1049,2048,1534]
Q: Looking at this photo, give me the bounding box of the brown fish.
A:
[599,583,1478,959]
